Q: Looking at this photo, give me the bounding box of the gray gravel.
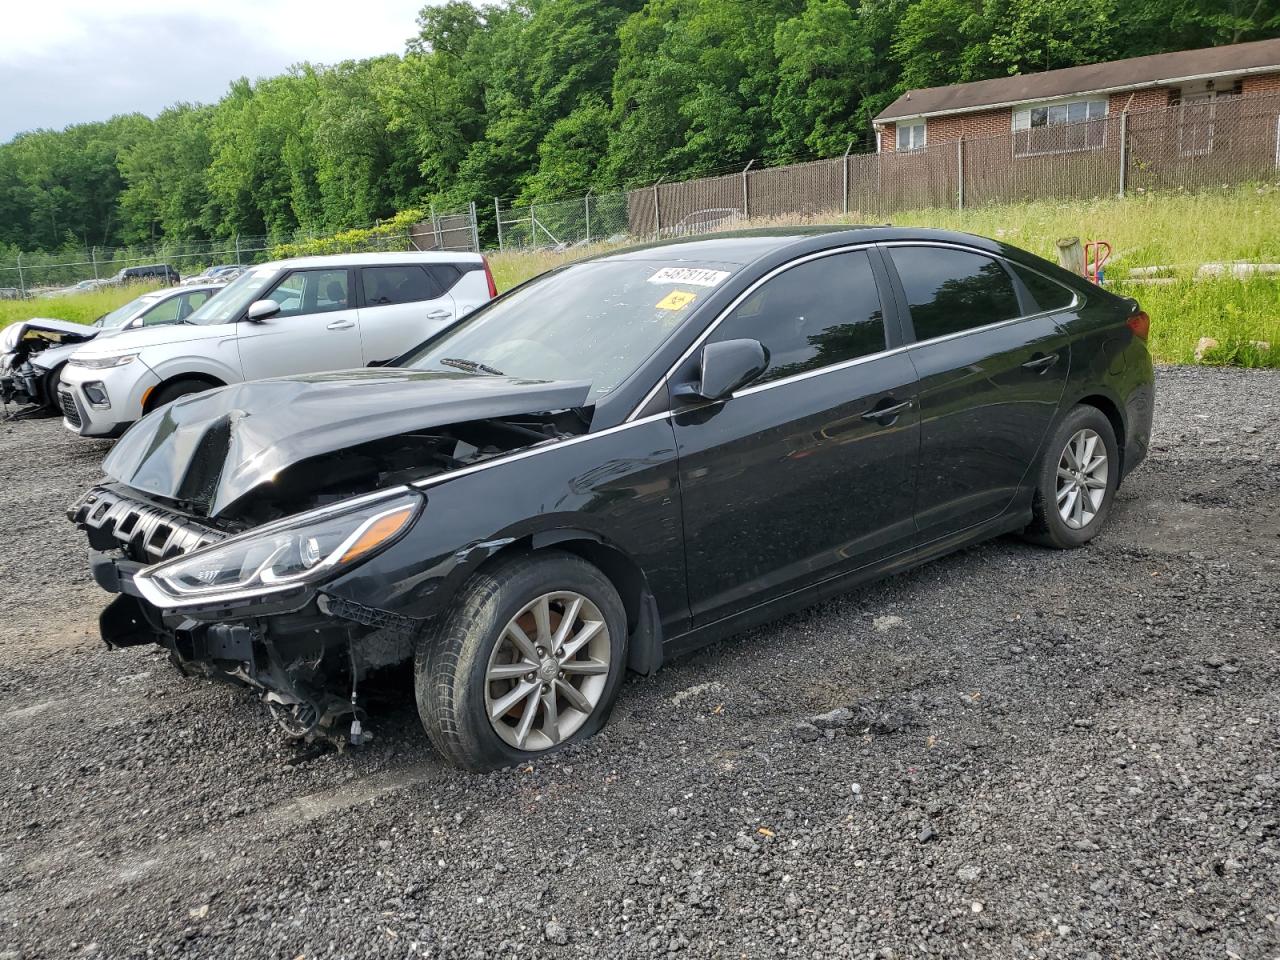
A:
[1,365,1278,959]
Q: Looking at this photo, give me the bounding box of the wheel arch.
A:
[471,529,664,676]
[144,372,226,413]
[1073,392,1126,477]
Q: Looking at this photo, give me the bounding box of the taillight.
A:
[1126,310,1150,341]
[482,257,498,299]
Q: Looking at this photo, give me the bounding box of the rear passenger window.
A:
[362,266,442,306]
[1010,262,1075,312]
[890,247,1021,341]
[711,250,886,383]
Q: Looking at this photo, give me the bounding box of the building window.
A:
[897,121,926,151]
[1012,98,1107,155]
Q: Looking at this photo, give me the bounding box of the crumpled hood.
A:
[103,368,592,517]
[2,317,98,353]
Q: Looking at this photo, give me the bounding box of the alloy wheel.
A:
[484,591,611,751]
[1055,428,1109,529]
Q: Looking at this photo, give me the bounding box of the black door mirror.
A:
[674,338,767,402]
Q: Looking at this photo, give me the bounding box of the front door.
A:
[236,267,364,380]
[883,243,1071,544]
[672,248,920,627]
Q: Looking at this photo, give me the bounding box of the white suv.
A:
[59,251,496,437]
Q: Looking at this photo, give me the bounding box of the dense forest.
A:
[1,0,1276,253]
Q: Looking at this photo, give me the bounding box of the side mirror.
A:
[245,299,281,323]
[673,338,767,402]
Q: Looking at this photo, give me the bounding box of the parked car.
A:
[181,264,245,286]
[0,285,222,410]
[68,227,1154,770]
[110,264,180,285]
[58,251,496,437]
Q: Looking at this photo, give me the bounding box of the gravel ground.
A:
[1,365,1278,960]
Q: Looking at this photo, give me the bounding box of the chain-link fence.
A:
[4,91,1278,298]
[624,90,1280,233]
[493,192,630,251]
[0,205,481,300]
[411,203,480,253]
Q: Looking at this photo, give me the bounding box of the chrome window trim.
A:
[731,343,913,398]
[626,243,878,422]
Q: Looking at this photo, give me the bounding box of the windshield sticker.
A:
[656,290,699,311]
[647,267,730,287]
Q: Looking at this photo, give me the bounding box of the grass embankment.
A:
[7,188,1278,366]
[487,186,1280,367]
[0,283,161,331]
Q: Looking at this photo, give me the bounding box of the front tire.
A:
[148,378,212,411]
[1022,405,1120,549]
[41,363,65,413]
[414,551,628,771]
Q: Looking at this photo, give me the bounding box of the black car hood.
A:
[103,368,592,518]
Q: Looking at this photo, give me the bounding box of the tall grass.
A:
[0,283,162,330]
[5,187,1277,366]
[485,185,1280,367]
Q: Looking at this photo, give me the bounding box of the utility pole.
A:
[494,197,504,251]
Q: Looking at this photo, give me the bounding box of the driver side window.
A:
[267,269,350,318]
[709,250,887,384]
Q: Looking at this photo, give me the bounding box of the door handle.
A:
[326,319,355,330]
[861,398,913,423]
[1022,352,1059,372]
[425,309,452,321]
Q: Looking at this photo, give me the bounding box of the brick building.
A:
[874,38,1280,155]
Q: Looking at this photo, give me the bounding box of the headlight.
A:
[71,353,138,369]
[135,491,422,607]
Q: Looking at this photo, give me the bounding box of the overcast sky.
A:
[0,0,449,141]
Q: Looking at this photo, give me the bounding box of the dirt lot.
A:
[1,366,1278,960]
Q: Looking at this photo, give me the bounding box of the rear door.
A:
[355,264,458,364]
[236,267,363,380]
[882,243,1072,544]
[671,247,920,626]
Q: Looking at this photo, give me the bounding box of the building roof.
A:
[875,38,1280,123]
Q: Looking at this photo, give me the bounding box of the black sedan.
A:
[69,227,1154,771]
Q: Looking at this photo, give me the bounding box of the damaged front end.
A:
[69,369,592,743]
[1,318,98,407]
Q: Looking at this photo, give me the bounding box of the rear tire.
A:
[1022,405,1120,549]
[148,378,212,411]
[414,551,628,771]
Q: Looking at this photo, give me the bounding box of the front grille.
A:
[59,389,82,427]
[70,486,227,563]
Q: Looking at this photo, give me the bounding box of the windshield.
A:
[186,266,276,325]
[401,259,738,401]
[97,292,164,329]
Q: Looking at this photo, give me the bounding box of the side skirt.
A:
[660,506,1032,661]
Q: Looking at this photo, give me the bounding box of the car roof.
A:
[272,251,484,269]
[595,225,1014,266]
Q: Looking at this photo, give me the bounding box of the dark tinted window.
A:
[890,247,1020,341]
[362,265,442,306]
[711,250,886,383]
[1010,262,1075,312]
